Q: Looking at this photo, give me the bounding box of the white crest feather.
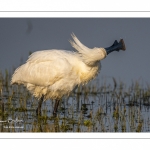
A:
[69,33,106,66]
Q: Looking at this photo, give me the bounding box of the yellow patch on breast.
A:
[80,67,99,83]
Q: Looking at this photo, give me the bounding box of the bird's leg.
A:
[36,95,44,116]
[53,100,60,116]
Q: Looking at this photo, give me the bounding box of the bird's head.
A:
[80,47,107,66]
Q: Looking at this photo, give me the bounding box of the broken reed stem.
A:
[0,88,4,116]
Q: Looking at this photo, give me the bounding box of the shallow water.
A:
[0,73,150,132]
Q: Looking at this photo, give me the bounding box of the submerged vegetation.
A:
[0,69,150,132]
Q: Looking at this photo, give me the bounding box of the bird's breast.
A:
[75,61,101,84]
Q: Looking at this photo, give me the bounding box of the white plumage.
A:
[11,34,107,101]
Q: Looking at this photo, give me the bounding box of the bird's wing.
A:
[11,51,73,86]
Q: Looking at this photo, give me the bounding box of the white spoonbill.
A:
[11,33,126,116]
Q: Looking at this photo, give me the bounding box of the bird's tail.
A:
[11,64,25,85]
